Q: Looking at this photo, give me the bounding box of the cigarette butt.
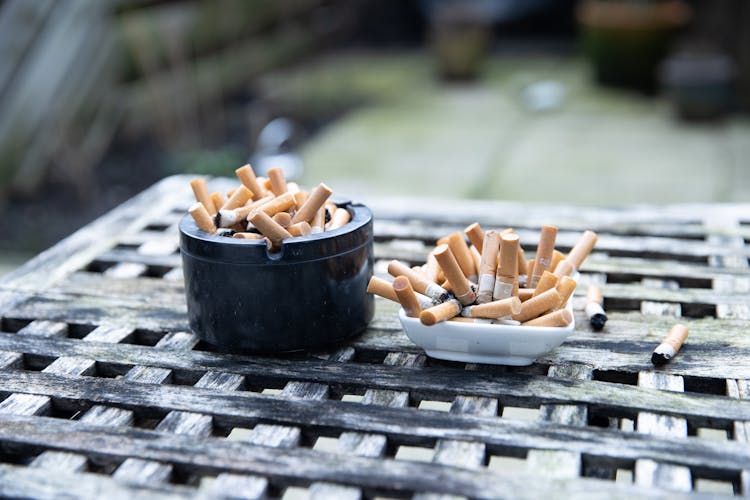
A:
[420,299,461,326]
[551,250,565,275]
[388,260,449,302]
[437,236,449,246]
[210,192,226,213]
[477,230,501,303]
[232,232,263,239]
[261,177,273,191]
[470,246,481,275]
[425,251,441,283]
[327,207,351,230]
[188,202,216,233]
[464,223,485,252]
[523,308,573,327]
[462,296,521,319]
[272,211,292,227]
[293,190,309,208]
[393,276,422,318]
[249,211,292,248]
[512,288,562,323]
[190,178,216,215]
[585,284,607,331]
[254,192,296,217]
[525,258,535,286]
[518,288,535,301]
[517,245,528,275]
[292,183,333,224]
[556,276,577,309]
[494,233,519,300]
[553,260,575,278]
[528,225,557,288]
[567,230,598,271]
[267,167,288,196]
[235,164,266,200]
[226,188,236,199]
[446,232,477,281]
[311,206,326,233]
[532,271,558,297]
[287,221,312,237]
[434,244,475,305]
[652,324,688,365]
[367,276,399,302]
[221,186,253,211]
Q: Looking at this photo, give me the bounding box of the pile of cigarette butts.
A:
[368,224,598,328]
[187,164,350,250]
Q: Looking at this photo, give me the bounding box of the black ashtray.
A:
[179,200,374,352]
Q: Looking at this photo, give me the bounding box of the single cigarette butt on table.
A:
[190,178,216,215]
[532,271,558,297]
[446,232,477,281]
[232,232,263,239]
[235,164,266,200]
[388,260,450,302]
[523,308,573,327]
[477,230,501,303]
[556,276,577,309]
[249,211,292,249]
[221,185,253,211]
[210,192,226,213]
[311,206,326,233]
[464,223,485,252]
[528,225,558,288]
[585,284,607,331]
[267,167,288,196]
[393,276,422,318]
[293,183,333,224]
[272,211,292,227]
[189,202,216,233]
[420,299,462,326]
[327,207,351,230]
[651,324,689,366]
[287,221,312,237]
[512,288,562,323]
[555,230,598,277]
[461,296,521,319]
[434,244,476,305]
[494,233,519,301]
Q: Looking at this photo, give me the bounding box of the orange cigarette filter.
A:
[526,259,535,285]
[293,190,309,208]
[311,206,326,233]
[528,225,557,288]
[393,276,422,318]
[292,183,333,224]
[254,192,296,217]
[261,177,273,191]
[586,283,603,305]
[555,230,598,277]
[226,188,236,199]
[494,233,519,300]
[419,299,461,326]
[551,250,565,274]
[232,232,263,240]
[433,244,475,305]
[249,211,292,247]
[210,192,226,213]
[556,276,577,308]
[523,308,573,327]
[287,221,312,237]
[221,185,253,211]
[267,167,288,196]
[517,245,528,276]
[532,271,558,297]
[446,232,476,280]
[327,207,351,230]
[425,250,441,283]
[388,260,449,302]
[464,223,485,251]
[188,202,216,233]
[190,178,216,215]
[235,164,266,200]
[518,288,535,301]
[272,211,292,227]
[477,230,501,303]
[512,288,562,323]
[462,296,521,319]
[367,276,399,302]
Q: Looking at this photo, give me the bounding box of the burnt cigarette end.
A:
[590,313,607,331]
[651,351,670,366]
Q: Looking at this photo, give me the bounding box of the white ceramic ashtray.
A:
[398,301,575,366]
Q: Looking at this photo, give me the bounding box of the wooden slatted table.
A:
[0,175,749,499]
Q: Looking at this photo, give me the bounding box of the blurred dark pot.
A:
[577,0,691,93]
[430,4,491,81]
[661,51,735,120]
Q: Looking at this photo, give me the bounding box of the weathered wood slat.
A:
[0,412,704,499]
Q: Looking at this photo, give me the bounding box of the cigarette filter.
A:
[249,211,292,248]
[556,276,577,309]
[327,207,351,230]
[532,271,558,297]
[232,232,263,239]
[494,233,519,301]
[292,183,333,224]
[585,284,607,331]
[470,246,481,276]
[190,178,216,215]
[255,192,296,217]
[210,192,226,213]
[477,230,501,303]
[393,276,422,318]
[551,250,565,274]
[555,230,598,277]
[461,296,521,319]
[311,206,326,233]
[446,232,477,281]
[272,211,292,227]
[287,221,312,237]
[367,276,399,302]
[434,244,475,305]
[293,190,309,208]
[267,167,288,196]
[221,185,253,211]
[525,258,535,288]
[464,223,485,251]
[235,164,266,200]
[188,202,216,233]
[388,260,449,302]
[517,244,528,275]
[518,288,534,301]
[420,299,462,326]
[512,288,562,323]
[651,324,689,366]
[262,177,273,191]
[523,308,573,327]
[425,251,441,283]
[528,225,557,288]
